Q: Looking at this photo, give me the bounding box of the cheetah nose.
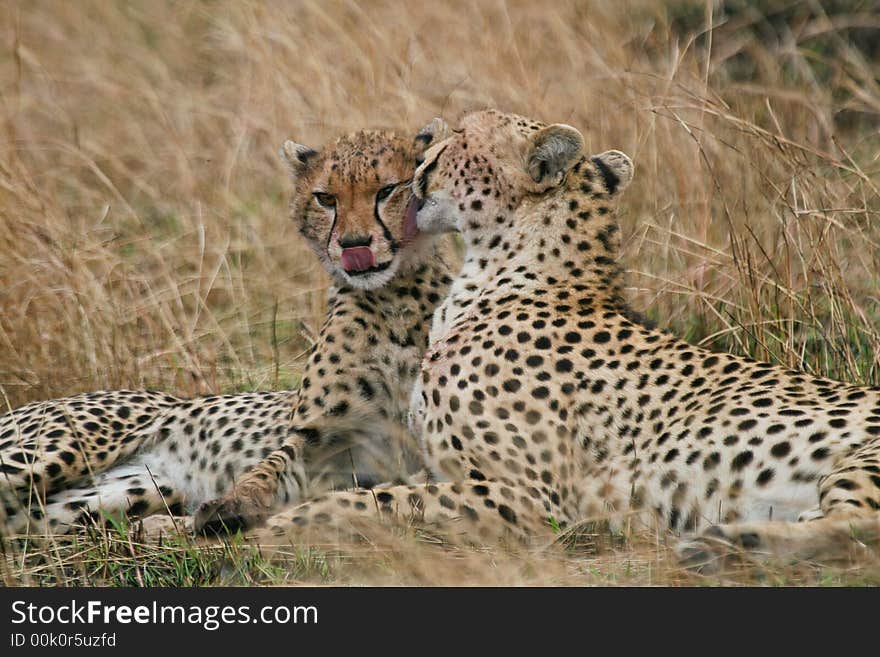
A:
[340,246,376,272]
[338,234,373,249]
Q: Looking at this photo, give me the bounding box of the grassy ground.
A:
[1,0,879,585]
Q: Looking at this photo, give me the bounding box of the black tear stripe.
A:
[374,198,399,253]
[591,156,619,195]
[325,207,339,251]
[416,144,446,197]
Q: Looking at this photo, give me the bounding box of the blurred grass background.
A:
[1,0,879,585]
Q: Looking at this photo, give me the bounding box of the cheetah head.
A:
[412,109,632,241]
[281,119,447,290]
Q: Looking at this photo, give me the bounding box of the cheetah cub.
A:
[193,121,457,534]
[247,110,880,572]
[0,121,455,538]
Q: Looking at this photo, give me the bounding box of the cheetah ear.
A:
[280,140,320,181]
[414,117,449,151]
[591,150,633,195]
[526,124,584,192]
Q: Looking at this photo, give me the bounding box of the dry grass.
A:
[1,0,879,585]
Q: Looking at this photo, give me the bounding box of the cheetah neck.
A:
[519,164,628,298]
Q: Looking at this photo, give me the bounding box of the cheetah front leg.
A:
[193,415,418,535]
[192,435,308,535]
[245,480,552,548]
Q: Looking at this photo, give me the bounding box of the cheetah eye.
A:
[313,192,336,208]
[376,184,397,202]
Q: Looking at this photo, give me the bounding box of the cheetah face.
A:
[412,109,632,240]
[281,119,447,290]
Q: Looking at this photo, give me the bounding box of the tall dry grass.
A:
[2,0,879,407]
[1,0,879,584]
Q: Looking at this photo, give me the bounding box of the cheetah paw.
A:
[193,495,268,536]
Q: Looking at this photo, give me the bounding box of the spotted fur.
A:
[1,124,455,537]
[246,111,880,572]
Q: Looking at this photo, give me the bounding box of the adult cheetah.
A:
[0,121,455,537]
[246,110,880,571]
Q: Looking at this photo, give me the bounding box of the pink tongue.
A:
[403,196,420,241]
[341,247,376,272]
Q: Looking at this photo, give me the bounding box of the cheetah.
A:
[193,120,456,533]
[246,110,880,572]
[0,121,455,538]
